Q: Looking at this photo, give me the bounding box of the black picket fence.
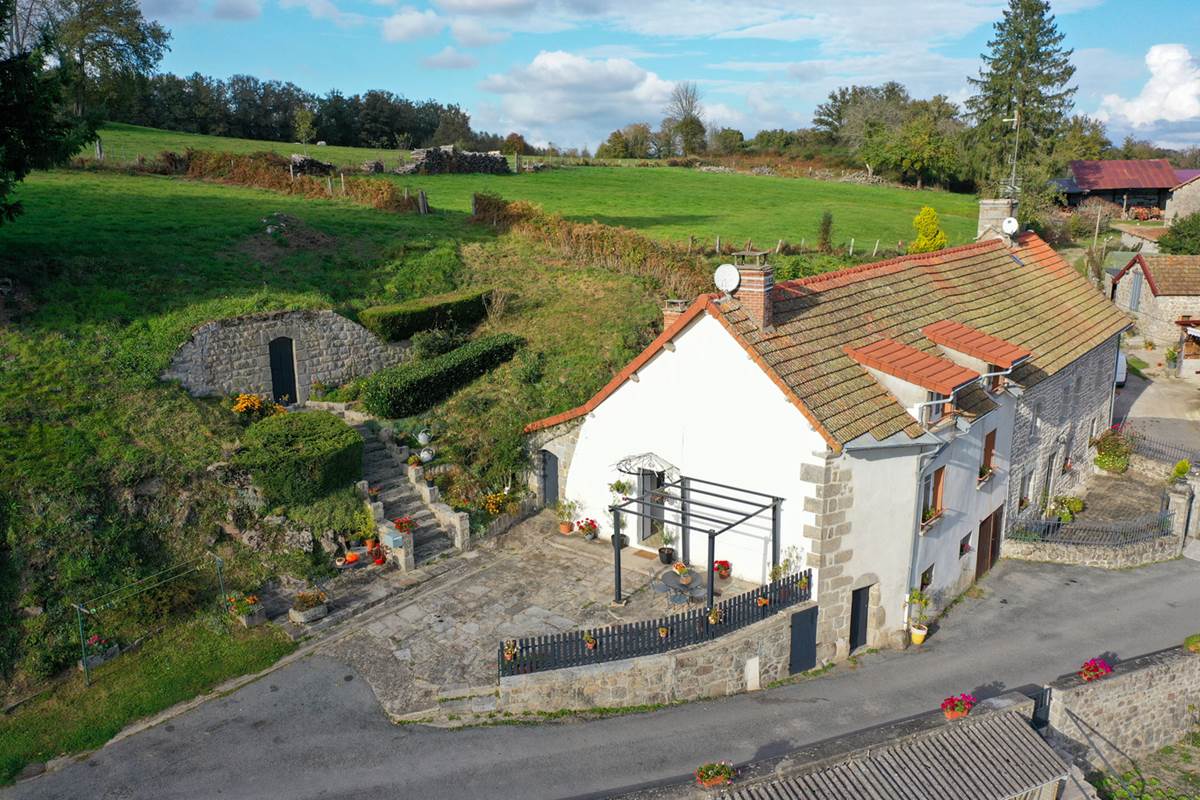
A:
[1008,510,1173,547]
[497,570,812,678]
[1117,422,1198,466]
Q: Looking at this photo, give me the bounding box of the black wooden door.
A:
[975,516,994,580]
[541,450,560,506]
[989,505,1003,566]
[849,586,869,651]
[788,606,818,674]
[269,337,296,404]
[637,469,664,542]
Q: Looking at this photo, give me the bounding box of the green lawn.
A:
[0,617,294,784]
[89,122,410,171]
[90,123,980,248]
[402,167,980,248]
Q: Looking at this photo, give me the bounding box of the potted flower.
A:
[288,591,329,624]
[367,485,381,500]
[608,478,633,501]
[658,626,669,640]
[713,559,732,580]
[1186,634,1200,654]
[907,588,931,645]
[503,640,518,662]
[555,499,579,535]
[583,632,597,651]
[756,596,770,608]
[1078,658,1113,682]
[658,529,676,565]
[407,454,421,467]
[392,516,414,533]
[576,517,599,540]
[674,562,693,586]
[940,693,977,720]
[695,761,736,788]
[229,592,266,627]
[707,607,722,625]
[79,634,120,672]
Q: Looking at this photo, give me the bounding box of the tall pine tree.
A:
[965,0,1075,201]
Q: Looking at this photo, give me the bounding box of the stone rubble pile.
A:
[290,153,335,176]
[395,145,510,176]
[698,165,735,174]
[360,160,385,174]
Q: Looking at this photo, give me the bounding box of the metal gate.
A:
[788,606,818,674]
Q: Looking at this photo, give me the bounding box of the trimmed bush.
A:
[233,411,362,507]
[359,289,491,342]
[361,334,522,418]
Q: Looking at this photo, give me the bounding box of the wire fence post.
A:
[212,553,228,613]
[75,604,90,686]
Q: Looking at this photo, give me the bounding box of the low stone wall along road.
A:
[9,556,1200,800]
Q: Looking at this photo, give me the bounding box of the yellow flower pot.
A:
[910,624,928,646]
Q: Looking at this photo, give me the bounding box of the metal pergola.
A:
[609,475,782,610]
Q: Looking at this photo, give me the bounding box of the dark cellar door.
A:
[269,337,297,404]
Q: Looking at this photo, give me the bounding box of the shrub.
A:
[1161,212,1200,255]
[358,289,491,342]
[1173,459,1191,481]
[361,334,522,418]
[233,411,363,507]
[908,206,948,254]
[292,591,327,611]
[818,210,834,253]
[1185,633,1200,653]
[411,327,466,359]
[1093,429,1132,473]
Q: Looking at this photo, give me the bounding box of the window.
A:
[959,534,972,557]
[1130,270,1143,312]
[1029,402,1041,442]
[920,564,935,592]
[987,365,1005,393]
[924,392,948,425]
[921,466,945,523]
[1089,417,1098,442]
[1061,434,1074,473]
[981,429,996,477]
[1018,471,1032,509]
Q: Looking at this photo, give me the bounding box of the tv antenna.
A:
[1002,104,1021,200]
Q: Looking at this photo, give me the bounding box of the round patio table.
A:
[658,569,709,603]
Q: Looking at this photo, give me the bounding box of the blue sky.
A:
[143,0,1200,150]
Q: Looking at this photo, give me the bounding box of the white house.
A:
[527,203,1128,662]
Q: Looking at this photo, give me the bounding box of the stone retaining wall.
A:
[163,310,408,404]
[1001,531,1184,568]
[1047,646,1200,771]
[498,603,809,713]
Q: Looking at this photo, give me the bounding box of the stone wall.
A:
[526,419,583,507]
[498,603,807,713]
[1166,179,1200,224]
[1046,646,1200,772]
[395,145,510,176]
[1007,336,1120,526]
[163,310,408,404]
[1110,261,1199,346]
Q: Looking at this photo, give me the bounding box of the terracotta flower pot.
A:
[717,569,731,580]
[697,776,732,788]
[680,574,693,586]
[943,708,968,720]
[559,521,573,535]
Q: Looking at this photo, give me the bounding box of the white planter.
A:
[288,603,329,624]
[420,447,435,463]
[418,430,432,446]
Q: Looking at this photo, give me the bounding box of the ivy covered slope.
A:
[0,168,668,682]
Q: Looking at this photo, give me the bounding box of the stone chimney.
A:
[734,263,774,330]
[977,198,1018,244]
[662,299,689,328]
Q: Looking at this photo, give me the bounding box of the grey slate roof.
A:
[726,711,1067,800]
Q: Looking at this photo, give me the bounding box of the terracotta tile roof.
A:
[526,233,1131,450]
[844,338,980,395]
[1115,254,1200,297]
[1069,159,1178,191]
[1113,223,1170,242]
[922,319,1032,368]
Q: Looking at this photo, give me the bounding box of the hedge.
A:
[233,411,363,507]
[361,334,522,418]
[358,289,492,342]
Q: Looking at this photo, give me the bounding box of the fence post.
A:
[611,507,623,606]
[212,553,228,612]
[75,604,90,686]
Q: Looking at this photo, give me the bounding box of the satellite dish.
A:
[714,263,740,294]
[1001,216,1019,235]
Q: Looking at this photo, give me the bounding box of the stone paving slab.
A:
[318,512,754,717]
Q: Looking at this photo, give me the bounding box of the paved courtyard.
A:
[320,513,754,718]
[1114,369,1200,448]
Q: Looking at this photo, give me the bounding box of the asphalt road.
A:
[8,557,1199,800]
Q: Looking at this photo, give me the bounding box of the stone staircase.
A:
[356,423,454,565]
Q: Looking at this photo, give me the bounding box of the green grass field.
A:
[89,122,409,171]
[91,123,981,247]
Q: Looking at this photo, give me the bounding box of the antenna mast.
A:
[1002,103,1021,200]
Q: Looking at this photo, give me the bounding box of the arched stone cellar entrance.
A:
[269,336,297,404]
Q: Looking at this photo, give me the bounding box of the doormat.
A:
[630,550,657,560]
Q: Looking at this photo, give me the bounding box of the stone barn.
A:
[163,309,407,404]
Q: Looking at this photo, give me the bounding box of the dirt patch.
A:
[236,212,337,264]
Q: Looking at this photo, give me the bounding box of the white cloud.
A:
[1098,44,1200,127]
[138,0,202,20]
[279,0,363,25]
[478,50,673,145]
[450,17,508,46]
[423,45,479,69]
[212,0,260,19]
[434,0,536,13]
[381,6,445,40]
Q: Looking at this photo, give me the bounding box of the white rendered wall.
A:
[561,313,829,585]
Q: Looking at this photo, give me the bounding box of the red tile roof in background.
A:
[844,338,981,395]
[1068,159,1178,191]
[922,320,1032,368]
